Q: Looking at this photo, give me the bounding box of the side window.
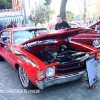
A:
[0,31,10,44]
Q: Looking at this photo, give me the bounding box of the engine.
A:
[36,44,88,64]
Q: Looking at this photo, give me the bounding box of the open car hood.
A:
[21,28,90,45]
[87,20,100,29]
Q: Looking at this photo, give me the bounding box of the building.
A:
[22,0,46,24]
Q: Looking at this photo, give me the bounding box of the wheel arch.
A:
[15,63,19,71]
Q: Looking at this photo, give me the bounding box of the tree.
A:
[7,0,12,2]
[60,0,68,21]
[75,14,82,19]
[0,0,12,9]
[7,0,12,8]
[29,6,54,25]
[44,0,52,6]
[44,0,52,25]
[93,0,100,19]
[66,11,74,22]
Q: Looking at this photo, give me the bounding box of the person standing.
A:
[55,15,70,30]
[7,22,13,28]
[0,23,4,31]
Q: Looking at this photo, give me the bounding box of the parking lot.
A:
[0,61,100,100]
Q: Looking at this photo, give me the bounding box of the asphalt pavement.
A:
[0,61,100,100]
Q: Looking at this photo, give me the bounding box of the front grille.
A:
[56,61,85,75]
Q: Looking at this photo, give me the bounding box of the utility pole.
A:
[83,0,86,27]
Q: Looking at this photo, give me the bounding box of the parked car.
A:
[88,20,100,30]
[71,20,100,48]
[0,27,100,90]
[68,22,81,28]
[49,24,55,31]
[49,22,81,31]
[49,20,100,49]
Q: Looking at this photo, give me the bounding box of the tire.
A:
[18,66,36,89]
[92,39,100,48]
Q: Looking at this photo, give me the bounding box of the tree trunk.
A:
[60,0,68,21]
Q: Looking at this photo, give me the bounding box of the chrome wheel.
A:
[92,39,100,48]
[18,66,29,88]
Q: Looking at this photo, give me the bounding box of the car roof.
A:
[3,27,47,32]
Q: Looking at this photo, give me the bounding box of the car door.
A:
[0,31,12,64]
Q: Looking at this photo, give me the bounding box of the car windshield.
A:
[13,28,49,44]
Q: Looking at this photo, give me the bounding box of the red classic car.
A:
[71,20,100,48]
[0,27,100,90]
[49,22,81,31]
[88,20,100,29]
[49,20,100,49]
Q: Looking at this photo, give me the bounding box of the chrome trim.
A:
[36,70,85,90]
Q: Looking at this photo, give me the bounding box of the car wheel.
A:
[92,39,100,48]
[18,66,36,89]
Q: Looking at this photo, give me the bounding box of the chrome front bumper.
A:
[36,70,86,90]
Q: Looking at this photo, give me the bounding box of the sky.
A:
[30,0,96,16]
[31,0,97,23]
[50,0,83,15]
[50,0,96,21]
[50,0,84,23]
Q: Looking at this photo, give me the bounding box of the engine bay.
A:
[36,44,89,64]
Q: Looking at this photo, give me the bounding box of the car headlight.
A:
[46,66,55,78]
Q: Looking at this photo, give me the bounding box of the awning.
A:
[0,16,23,22]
